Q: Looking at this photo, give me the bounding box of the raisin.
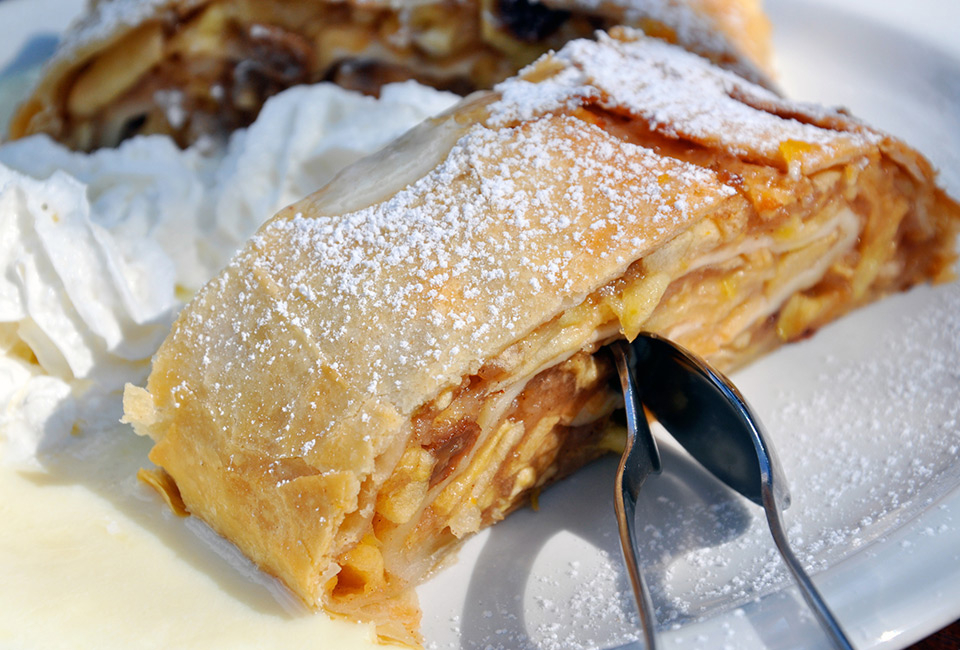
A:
[496,0,570,43]
[117,113,148,143]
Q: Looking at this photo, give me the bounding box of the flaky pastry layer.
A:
[10,0,772,150]
[123,29,960,647]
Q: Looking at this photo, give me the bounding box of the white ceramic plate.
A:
[1,1,958,649]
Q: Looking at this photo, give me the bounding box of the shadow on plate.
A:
[0,33,58,77]
[456,446,754,649]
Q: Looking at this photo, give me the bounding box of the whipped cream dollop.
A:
[0,80,458,465]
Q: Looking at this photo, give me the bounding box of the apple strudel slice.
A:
[123,29,960,648]
[10,0,772,150]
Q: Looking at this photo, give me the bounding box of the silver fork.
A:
[610,340,662,650]
[610,334,855,650]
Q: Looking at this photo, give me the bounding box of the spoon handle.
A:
[762,485,856,650]
[628,332,854,649]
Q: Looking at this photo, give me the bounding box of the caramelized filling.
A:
[331,350,620,605]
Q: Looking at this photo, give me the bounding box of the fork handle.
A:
[615,479,659,650]
[612,341,661,650]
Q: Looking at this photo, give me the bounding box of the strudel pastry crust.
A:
[123,29,960,647]
[10,0,772,150]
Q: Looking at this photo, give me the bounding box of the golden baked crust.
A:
[123,29,960,647]
[10,0,773,150]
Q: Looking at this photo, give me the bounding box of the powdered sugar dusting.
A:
[547,0,744,72]
[492,66,600,126]
[226,114,732,412]
[492,32,880,168]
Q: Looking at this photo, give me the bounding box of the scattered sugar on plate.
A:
[419,280,960,649]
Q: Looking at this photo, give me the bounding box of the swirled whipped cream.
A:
[0,80,458,465]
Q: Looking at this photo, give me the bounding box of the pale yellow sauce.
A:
[0,428,394,649]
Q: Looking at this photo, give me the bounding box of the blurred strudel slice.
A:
[10,0,772,149]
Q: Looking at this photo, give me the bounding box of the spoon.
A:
[610,333,855,650]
